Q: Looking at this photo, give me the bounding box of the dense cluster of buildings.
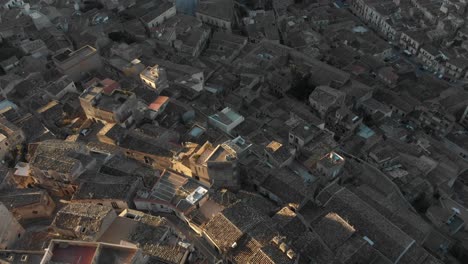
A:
[0,0,467,263]
[350,0,468,81]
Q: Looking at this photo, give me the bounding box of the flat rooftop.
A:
[196,147,215,165]
[53,45,97,64]
[46,240,139,264]
[197,0,233,21]
[150,170,188,203]
[80,86,103,101]
[50,244,97,264]
[207,145,233,162]
[209,107,243,125]
[81,87,133,112]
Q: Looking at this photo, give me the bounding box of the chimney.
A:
[272,236,281,245]
[279,242,288,253]
[286,249,296,260]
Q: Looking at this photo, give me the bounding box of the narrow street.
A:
[153,212,222,263]
[344,5,466,88]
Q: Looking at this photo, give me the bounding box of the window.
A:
[144,156,153,165]
[32,210,38,214]
[81,227,87,233]
[21,255,28,262]
[111,202,119,209]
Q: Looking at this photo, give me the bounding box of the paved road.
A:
[393,48,467,88]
